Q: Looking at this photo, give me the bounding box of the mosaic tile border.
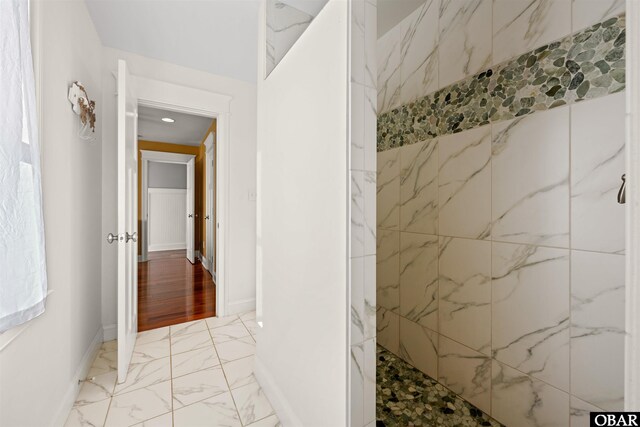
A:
[377,14,626,152]
[376,346,503,427]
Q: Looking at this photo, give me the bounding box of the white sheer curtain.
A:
[0,0,48,333]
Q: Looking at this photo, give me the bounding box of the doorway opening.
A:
[136,105,218,331]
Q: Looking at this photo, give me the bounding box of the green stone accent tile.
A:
[376,346,502,427]
[377,14,626,152]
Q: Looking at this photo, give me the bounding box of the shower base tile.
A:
[376,346,502,427]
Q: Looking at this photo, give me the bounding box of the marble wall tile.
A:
[352,83,366,172]
[399,0,440,106]
[377,25,402,114]
[377,229,399,312]
[399,232,439,330]
[364,171,377,254]
[352,171,366,258]
[572,0,625,32]
[351,344,365,427]
[571,250,625,411]
[364,0,377,91]
[571,92,625,254]
[438,0,492,87]
[438,237,491,355]
[399,317,438,379]
[377,147,400,230]
[266,1,313,76]
[364,86,378,172]
[352,256,365,345]
[438,335,491,414]
[438,126,491,239]
[492,360,570,427]
[492,109,570,247]
[570,396,603,427]
[376,306,399,354]
[493,0,572,65]
[363,338,376,425]
[351,0,366,88]
[364,255,377,340]
[400,139,438,234]
[492,242,570,392]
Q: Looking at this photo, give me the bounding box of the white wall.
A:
[148,188,187,251]
[101,48,258,335]
[255,1,349,425]
[0,1,104,425]
[148,161,186,189]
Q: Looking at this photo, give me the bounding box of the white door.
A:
[206,135,215,272]
[117,59,139,383]
[186,157,195,264]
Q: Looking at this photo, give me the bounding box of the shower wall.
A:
[375,1,626,426]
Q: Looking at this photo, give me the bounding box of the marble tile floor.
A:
[65,311,279,427]
[376,346,502,427]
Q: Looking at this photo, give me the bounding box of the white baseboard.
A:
[103,323,117,341]
[227,298,256,315]
[53,326,103,426]
[148,243,187,252]
[201,256,210,271]
[255,356,303,427]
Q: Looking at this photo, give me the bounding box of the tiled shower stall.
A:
[375,0,626,426]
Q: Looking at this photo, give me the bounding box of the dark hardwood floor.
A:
[138,250,215,332]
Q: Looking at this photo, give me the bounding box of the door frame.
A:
[204,132,216,278]
[135,76,232,317]
[140,150,196,258]
[626,0,640,411]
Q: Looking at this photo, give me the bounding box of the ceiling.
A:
[84,0,260,83]
[377,0,427,38]
[138,106,213,146]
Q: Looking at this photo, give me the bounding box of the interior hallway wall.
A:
[0,1,104,425]
[376,1,626,426]
[101,50,258,339]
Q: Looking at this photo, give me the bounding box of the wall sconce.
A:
[67,81,96,141]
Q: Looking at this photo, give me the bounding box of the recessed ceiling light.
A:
[161,117,175,123]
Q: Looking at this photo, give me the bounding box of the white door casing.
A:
[117,59,138,383]
[204,132,215,274]
[186,157,195,264]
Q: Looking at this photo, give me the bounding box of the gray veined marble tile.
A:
[377,23,402,114]
[105,381,172,427]
[132,412,173,427]
[352,171,366,258]
[492,360,569,427]
[399,317,438,379]
[351,343,365,427]
[88,349,117,378]
[399,232,438,330]
[364,85,378,172]
[363,338,376,425]
[266,1,313,76]
[114,357,171,396]
[75,370,117,406]
[231,382,275,426]
[571,250,625,411]
[364,0,377,91]
[215,336,256,363]
[172,366,229,409]
[400,139,438,235]
[363,255,377,341]
[438,335,491,414]
[246,414,281,427]
[364,171,377,255]
[438,126,491,239]
[136,327,170,346]
[572,0,625,32]
[570,396,603,427]
[131,339,170,365]
[491,109,570,247]
[493,0,572,65]
[210,322,251,344]
[352,256,365,345]
[65,399,111,427]
[438,0,492,87]
[377,147,400,230]
[492,242,570,392]
[222,355,256,390]
[171,330,213,355]
[101,340,118,353]
[170,319,208,337]
[376,306,399,354]
[571,92,626,254]
[206,315,241,330]
[376,229,399,313]
[351,83,366,172]
[171,346,220,379]
[173,391,241,427]
[351,0,366,88]
[398,0,439,106]
[438,237,491,355]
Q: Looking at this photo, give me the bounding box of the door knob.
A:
[188,214,193,218]
[205,215,210,220]
[106,233,119,244]
[126,232,137,243]
[618,174,626,204]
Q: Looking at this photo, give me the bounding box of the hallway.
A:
[138,250,216,332]
[65,313,271,426]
